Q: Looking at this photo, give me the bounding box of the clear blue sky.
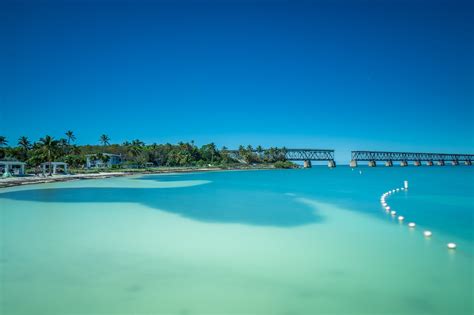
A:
[1,0,473,162]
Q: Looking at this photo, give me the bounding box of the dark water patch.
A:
[126,284,143,293]
[0,186,322,227]
[404,296,437,314]
[178,309,191,315]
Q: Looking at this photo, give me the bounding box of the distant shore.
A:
[0,165,278,189]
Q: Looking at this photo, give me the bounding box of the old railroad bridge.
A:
[227,149,336,168]
[350,151,474,167]
[227,149,473,168]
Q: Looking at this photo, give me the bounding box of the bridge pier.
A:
[350,160,358,168]
[385,160,393,167]
[327,160,336,168]
[368,160,376,167]
[427,160,433,166]
[437,160,445,166]
[400,160,408,167]
[465,160,472,166]
[451,160,459,166]
[303,160,312,168]
[414,160,421,166]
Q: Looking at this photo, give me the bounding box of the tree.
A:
[128,144,143,159]
[99,134,110,146]
[37,135,60,175]
[131,139,145,147]
[18,136,31,151]
[65,130,76,145]
[17,136,31,161]
[0,136,7,147]
[256,145,264,162]
[200,143,218,164]
[69,145,82,155]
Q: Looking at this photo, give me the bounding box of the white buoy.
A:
[392,190,396,193]
[404,180,408,189]
[382,203,387,207]
[398,216,404,221]
[391,210,396,216]
[385,206,390,210]
[401,188,405,191]
[396,188,400,192]
[424,231,432,237]
[447,243,457,249]
[408,222,416,228]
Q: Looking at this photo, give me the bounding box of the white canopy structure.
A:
[41,162,68,175]
[0,161,26,176]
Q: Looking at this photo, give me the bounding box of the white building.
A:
[85,153,122,168]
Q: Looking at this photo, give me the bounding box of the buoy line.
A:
[380,181,456,251]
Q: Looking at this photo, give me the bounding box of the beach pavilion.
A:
[41,162,69,175]
[0,161,26,176]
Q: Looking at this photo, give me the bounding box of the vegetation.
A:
[0,133,297,172]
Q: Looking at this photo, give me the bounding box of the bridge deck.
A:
[227,149,335,161]
[352,151,474,162]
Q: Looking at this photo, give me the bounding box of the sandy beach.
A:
[0,166,276,188]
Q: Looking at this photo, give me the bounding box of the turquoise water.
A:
[0,167,473,314]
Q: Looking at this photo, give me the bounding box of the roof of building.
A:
[0,161,26,165]
[40,162,68,166]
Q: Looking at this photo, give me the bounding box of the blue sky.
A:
[1,0,473,162]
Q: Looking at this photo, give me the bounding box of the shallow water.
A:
[0,167,473,314]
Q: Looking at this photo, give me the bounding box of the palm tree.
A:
[128,144,143,158]
[18,136,31,161]
[65,130,76,145]
[99,134,110,146]
[18,136,31,151]
[256,145,264,161]
[131,139,145,147]
[0,136,7,147]
[37,135,59,175]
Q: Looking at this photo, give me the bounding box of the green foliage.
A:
[99,134,110,146]
[1,132,292,170]
[273,161,296,169]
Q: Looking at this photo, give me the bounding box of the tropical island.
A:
[0,131,296,184]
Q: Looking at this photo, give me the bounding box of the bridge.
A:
[350,151,474,167]
[227,148,336,168]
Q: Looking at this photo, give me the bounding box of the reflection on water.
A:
[0,180,322,227]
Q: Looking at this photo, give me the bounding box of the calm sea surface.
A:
[0,167,473,314]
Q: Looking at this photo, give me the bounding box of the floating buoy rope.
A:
[380,181,457,251]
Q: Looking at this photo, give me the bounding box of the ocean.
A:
[0,167,473,314]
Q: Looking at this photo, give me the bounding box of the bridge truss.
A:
[284,149,335,161]
[351,151,474,162]
[226,149,335,161]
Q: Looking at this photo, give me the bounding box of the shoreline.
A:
[0,166,278,189]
